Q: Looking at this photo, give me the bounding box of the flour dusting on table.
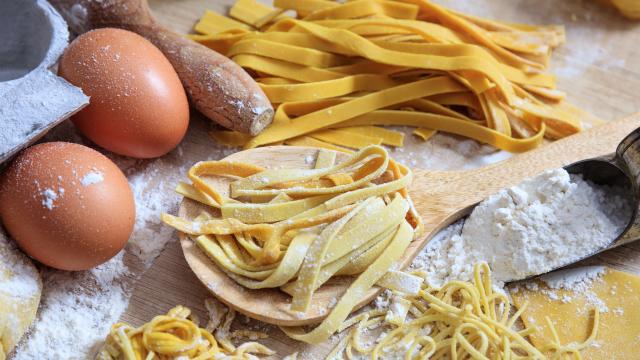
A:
[538,265,610,312]
[13,252,129,359]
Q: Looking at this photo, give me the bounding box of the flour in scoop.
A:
[412,168,632,285]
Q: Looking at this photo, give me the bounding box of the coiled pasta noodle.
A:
[162,145,421,344]
[328,263,599,360]
[96,303,274,360]
[191,0,599,153]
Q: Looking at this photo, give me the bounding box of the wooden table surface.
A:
[117,1,640,358]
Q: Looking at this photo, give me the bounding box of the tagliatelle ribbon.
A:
[96,305,274,360]
[162,146,422,344]
[280,220,414,344]
[190,0,593,153]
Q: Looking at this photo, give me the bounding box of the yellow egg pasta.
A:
[96,304,274,360]
[328,263,600,360]
[191,0,593,153]
[162,146,421,344]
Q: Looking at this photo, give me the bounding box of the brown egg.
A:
[58,28,189,159]
[0,142,135,270]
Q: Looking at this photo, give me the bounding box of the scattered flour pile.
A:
[12,252,129,359]
[507,266,610,314]
[540,265,607,291]
[539,265,609,313]
[412,168,631,285]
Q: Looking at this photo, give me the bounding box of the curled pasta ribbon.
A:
[191,0,592,153]
[96,305,274,360]
[329,263,600,360]
[162,146,420,344]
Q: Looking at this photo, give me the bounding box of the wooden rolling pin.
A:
[50,0,274,135]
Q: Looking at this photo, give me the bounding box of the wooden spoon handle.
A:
[412,113,640,227]
[50,0,274,135]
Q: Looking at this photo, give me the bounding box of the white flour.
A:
[13,252,129,359]
[80,171,103,186]
[412,168,631,285]
[393,130,512,170]
[540,265,607,291]
[539,265,609,313]
[40,188,60,210]
[0,229,40,301]
[0,1,88,164]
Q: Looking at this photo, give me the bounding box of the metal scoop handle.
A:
[611,127,640,247]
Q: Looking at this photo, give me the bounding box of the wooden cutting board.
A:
[120,1,640,358]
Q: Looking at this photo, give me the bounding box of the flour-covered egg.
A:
[59,28,189,158]
[0,142,135,270]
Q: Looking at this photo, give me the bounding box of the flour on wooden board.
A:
[13,252,128,359]
[392,130,511,170]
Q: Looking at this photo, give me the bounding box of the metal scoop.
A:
[509,127,640,282]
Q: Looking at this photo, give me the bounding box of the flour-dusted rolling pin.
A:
[50,0,274,135]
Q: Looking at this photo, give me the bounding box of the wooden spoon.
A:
[50,0,273,135]
[179,114,640,326]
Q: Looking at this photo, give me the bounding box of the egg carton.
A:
[0,0,88,164]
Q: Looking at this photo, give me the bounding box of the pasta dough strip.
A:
[291,197,376,311]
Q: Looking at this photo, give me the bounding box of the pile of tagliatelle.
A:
[162,146,423,344]
[192,0,599,153]
[160,146,599,359]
